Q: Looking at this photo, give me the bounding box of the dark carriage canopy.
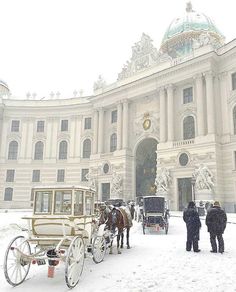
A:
[143,196,165,213]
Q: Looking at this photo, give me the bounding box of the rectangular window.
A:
[111,110,117,123]
[37,120,45,132]
[183,87,193,104]
[4,188,13,201]
[232,73,236,90]
[57,169,65,182]
[61,120,68,131]
[34,191,52,214]
[11,120,20,132]
[6,169,15,182]
[81,169,89,181]
[54,190,72,214]
[32,170,40,182]
[84,117,91,129]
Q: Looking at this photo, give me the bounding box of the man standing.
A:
[205,201,227,253]
[183,201,201,252]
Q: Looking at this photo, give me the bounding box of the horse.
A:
[98,204,132,254]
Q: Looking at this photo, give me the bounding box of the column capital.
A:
[218,71,228,81]
[158,86,165,94]
[193,73,203,80]
[165,84,175,92]
[122,98,129,104]
[204,71,215,79]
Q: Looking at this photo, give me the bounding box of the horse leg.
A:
[126,227,130,249]
[109,239,113,254]
[120,232,124,248]
[117,234,121,254]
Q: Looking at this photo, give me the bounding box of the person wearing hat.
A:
[183,201,201,252]
[205,201,227,253]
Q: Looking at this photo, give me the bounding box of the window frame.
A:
[11,120,20,132]
[183,116,195,140]
[6,169,15,182]
[34,141,44,160]
[4,187,13,201]
[61,119,68,132]
[32,170,40,182]
[111,110,117,123]
[82,139,91,158]
[84,117,92,130]
[110,133,117,152]
[57,169,65,182]
[232,72,236,91]
[37,120,45,133]
[8,141,18,160]
[183,87,193,104]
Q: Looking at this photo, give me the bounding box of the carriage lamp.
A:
[191,176,196,202]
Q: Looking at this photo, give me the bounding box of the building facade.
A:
[1,4,236,211]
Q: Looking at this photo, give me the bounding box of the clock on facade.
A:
[143,119,151,130]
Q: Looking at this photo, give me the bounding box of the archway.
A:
[135,138,158,197]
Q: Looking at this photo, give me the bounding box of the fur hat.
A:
[213,201,220,207]
[188,201,195,208]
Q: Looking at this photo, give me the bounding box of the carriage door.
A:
[101,183,110,202]
[178,178,192,211]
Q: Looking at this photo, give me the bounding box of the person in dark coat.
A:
[183,201,201,252]
[205,201,227,253]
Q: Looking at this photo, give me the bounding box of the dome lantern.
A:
[160,2,225,58]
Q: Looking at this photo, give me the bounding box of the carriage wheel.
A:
[92,236,106,264]
[65,236,85,288]
[4,235,31,286]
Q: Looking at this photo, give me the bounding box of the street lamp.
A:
[191,176,196,202]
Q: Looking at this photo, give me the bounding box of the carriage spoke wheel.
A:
[4,235,31,286]
[92,236,106,264]
[65,236,85,288]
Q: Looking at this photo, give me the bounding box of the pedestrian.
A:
[183,201,201,252]
[205,201,227,253]
[129,202,135,220]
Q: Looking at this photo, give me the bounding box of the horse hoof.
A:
[127,246,131,249]
[120,245,123,249]
[118,250,122,254]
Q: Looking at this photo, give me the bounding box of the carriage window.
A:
[54,191,72,214]
[85,192,93,215]
[35,191,52,214]
[74,190,84,215]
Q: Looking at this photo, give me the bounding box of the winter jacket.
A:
[205,206,227,235]
[183,207,201,239]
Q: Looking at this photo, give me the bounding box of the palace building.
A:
[0,3,236,211]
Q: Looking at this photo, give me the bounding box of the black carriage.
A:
[142,196,169,234]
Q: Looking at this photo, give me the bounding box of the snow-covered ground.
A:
[1,210,236,292]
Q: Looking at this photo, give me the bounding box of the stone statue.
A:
[85,171,97,191]
[155,168,171,192]
[111,172,123,197]
[93,75,106,91]
[193,164,214,191]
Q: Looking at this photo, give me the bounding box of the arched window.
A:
[4,187,13,201]
[183,116,195,140]
[110,133,117,152]
[233,105,236,135]
[8,141,18,160]
[34,141,44,160]
[83,139,91,158]
[59,140,68,159]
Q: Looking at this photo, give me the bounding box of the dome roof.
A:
[0,79,9,89]
[160,2,224,57]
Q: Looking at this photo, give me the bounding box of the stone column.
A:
[50,118,58,159]
[19,118,28,159]
[205,71,215,134]
[167,84,174,141]
[159,87,166,142]
[45,117,53,159]
[122,100,129,149]
[195,74,205,136]
[0,118,9,160]
[117,102,123,150]
[219,72,230,135]
[93,110,98,154]
[25,119,34,159]
[98,108,104,154]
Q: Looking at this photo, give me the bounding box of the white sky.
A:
[0,0,236,99]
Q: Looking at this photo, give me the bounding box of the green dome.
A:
[160,2,224,57]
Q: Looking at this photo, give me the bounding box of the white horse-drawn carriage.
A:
[3,185,106,288]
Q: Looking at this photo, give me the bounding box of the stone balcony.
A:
[173,138,195,148]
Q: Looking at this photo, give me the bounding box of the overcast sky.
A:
[0,0,235,99]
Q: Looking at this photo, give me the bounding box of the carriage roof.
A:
[143,196,166,213]
[32,185,95,192]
